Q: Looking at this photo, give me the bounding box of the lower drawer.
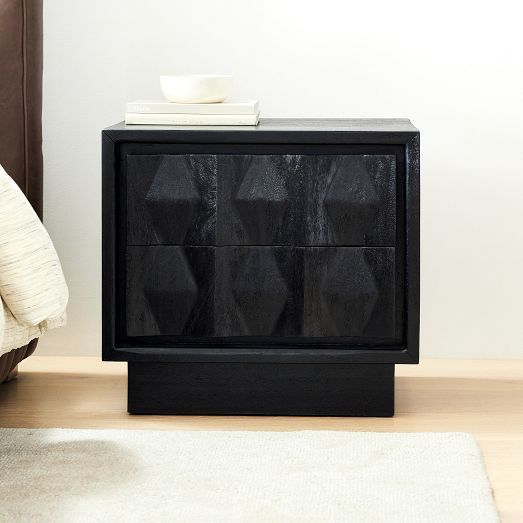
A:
[124,246,399,341]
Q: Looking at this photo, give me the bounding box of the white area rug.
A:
[0,429,497,522]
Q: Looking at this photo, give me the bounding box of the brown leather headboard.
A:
[0,0,43,219]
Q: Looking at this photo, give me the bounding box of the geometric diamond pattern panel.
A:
[145,157,200,244]
[126,154,216,245]
[126,245,396,339]
[124,152,398,340]
[324,156,379,244]
[320,249,378,336]
[128,153,394,247]
[231,248,290,335]
[143,248,198,334]
[233,156,290,244]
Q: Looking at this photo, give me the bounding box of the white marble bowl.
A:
[160,74,232,104]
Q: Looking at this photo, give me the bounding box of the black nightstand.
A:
[102,118,420,416]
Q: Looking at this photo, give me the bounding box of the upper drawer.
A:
[126,153,396,246]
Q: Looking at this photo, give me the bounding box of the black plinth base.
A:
[128,362,395,416]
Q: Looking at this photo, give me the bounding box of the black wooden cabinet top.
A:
[103,118,419,144]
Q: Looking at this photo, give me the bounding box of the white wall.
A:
[40,0,523,358]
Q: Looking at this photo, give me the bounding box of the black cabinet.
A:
[103,119,420,416]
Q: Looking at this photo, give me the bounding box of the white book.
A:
[126,99,259,115]
[125,112,260,126]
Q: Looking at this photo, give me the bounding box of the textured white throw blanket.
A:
[0,164,68,355]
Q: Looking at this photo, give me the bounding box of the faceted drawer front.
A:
[125,246,397,340]
[126,154,396,247]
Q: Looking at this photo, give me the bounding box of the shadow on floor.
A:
[0,428,141,520]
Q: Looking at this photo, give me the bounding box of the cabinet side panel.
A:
[102,134,117,360]
[405,135,420,362]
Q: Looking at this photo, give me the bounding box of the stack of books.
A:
[125,100,260,126]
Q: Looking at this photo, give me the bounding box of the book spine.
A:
[125,113,259,126]
[126,102,258,115]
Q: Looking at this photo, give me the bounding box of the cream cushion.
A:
[1,298,66,355]
[0,163,68,327]
[0,294,4,347]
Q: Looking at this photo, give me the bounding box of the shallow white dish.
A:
[160,74,232,104]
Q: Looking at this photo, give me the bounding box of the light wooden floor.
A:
[1,357,522,521]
